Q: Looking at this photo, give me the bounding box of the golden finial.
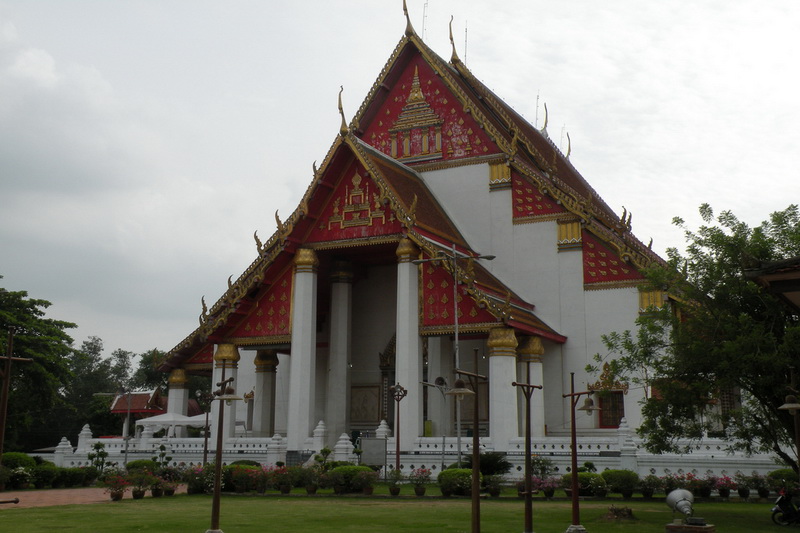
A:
[254,230,263,253]
[566,132,571,160]
[275,209,284,233]
[648,238,653,249]
[408,194,418,220]
[541,103,549,137]
[199,296,208,325]
[403,0,415,36]
[449,16,460,63]
[338,86,348,136]
[312,160,318,177]
[620,207,627,226]
[227,275,233,289]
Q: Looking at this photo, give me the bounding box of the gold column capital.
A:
[517,336,544,363]
[487,326,518,357]
[330,260,354,283]
[214,343,241,367]
[295,248,319,272]
[254,349,280,372]
[395,237,419,263]
[168,368,188,387]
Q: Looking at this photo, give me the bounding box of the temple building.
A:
[156,12,664,461]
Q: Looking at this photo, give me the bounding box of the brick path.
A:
[0,485,187,509]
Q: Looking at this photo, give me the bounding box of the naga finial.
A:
[312,160,318,177]
[254,230,263,253]
[275,210,283,232]
[338,86,348,136]
[403,0,415,36]
[449,16,460,63]
[541,103,549,137]
[620,207,627,226]
[648,238,653,249]
[566,132,572,160]
[227,275,233,289]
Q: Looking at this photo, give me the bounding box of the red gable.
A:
[583,230,644,287]
[512,171,566,220]
[305,158,404,244]
[362,54,499,164]
[229,267,293,340]
[420,261,497,331]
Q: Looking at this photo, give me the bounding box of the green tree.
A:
[589,205,800,470]
[0,279,75,451]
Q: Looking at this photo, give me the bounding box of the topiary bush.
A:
[2,452,35,470]
[462,452,512,477]
[32,464,58,489]
[438,468,475,496]
[328,465,374,493]
[768,468,799,492]
[561,472,604,496]
[601,469,640,495]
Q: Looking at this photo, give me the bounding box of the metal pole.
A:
[569,373,580,528]
[0,328,14,470]
[208,364,228,533]
[452,244,463,467]
[471,348,480,533]
[512,361,541,533]
[124,391,131,467]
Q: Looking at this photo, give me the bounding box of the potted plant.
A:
[484,475,502,497]
[749,472,770,498]
[601,469,639,499]
[150,476,165,497]
[102,470,131,501]
[639,474,663,499]
[409,467,431,496]
[127,469,157,499]
[354,470,379,495]
[272,466,292,494]
[715,475,736,498]
[589,475,608,498]
[387,468,403,496]
[538,476,559,499]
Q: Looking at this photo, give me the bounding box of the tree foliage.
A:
[0,280,75,451]
[589,204,800,469]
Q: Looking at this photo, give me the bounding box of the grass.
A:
[0,487,776,533]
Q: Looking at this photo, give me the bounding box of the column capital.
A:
[487,326,518,357]
[395,237,419,263]
[255,349,280,372]
[330,260,354,283]
[214,343,241,367]
[295,248,319,272]
[168,368,188,388]
[517,336,544,363]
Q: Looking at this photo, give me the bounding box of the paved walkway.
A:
[0,485,187,509]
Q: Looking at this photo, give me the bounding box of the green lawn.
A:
[0,490,777,533]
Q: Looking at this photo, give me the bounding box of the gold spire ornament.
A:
[254,230,263,253]
[541,103,549,137]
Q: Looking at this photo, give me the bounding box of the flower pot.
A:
[110,490,124,502]
[164,487,176,497]
[542,488,555,500]
[305,484,318,495]
[640,488,654,500]
[488,488,501,498]
[737,487,750,500]
[151,487,164,498]
[758,487,770,499]
[362,486,374,496]
[389,485,401,496]
[132,489,146,500]
[621,489,634,499]
[414,486,426,497]
[718,488,730,498]
[279,484,292,494]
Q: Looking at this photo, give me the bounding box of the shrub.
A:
[462,452,512,476]
[63,467,86,488]
[438,468,474,496]
[328,465,374,493]
[127,459,159,472]
[768,468,799,492]
[2,452,35,470]
[185,464,214,494]
[8,467,32,489]
[601,469,640,494]
[225,465,260,492]
[639,474,664,493]
[561,472,604,496]
[530,455,555,477]
[0,466,10,487]
[352,470,379,491]
[32,464,58,489]
[231,459,261,467]
[408,467,432,487]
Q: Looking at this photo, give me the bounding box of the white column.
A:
[517,336,546,438]
[166,368,189,438]
[488,327,518,449]
[395,238,423,451]
[287,248,319,450]
[253,349,279,437]
[326,260,353,448]
[211,343,241,440]
[426,336,452,436]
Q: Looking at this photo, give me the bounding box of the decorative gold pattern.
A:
[387,66,444,162]
[168,368,188,387]
[639,289,667,313]
[254,349,279,372]
[326,173,387,230]
[517,336,545,362]
[487,327,518,357]
[589,362,629,394]
[294,248,319,270]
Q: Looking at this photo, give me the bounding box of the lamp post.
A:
[389,383,407,471]
[121,389,132,467]
[448,348,487,533]
[0,328,32,473]
[513,366,542,533]
[196,390,214,465]
[207,372,241,533]
[562,372,600,533]
[412,244,494,466]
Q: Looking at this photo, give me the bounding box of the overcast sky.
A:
[1,1,797,359]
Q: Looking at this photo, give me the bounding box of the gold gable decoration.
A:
[489,161,511,190]
[639,289,667,314]
[389,66,444,162]
[557,220,582,250]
